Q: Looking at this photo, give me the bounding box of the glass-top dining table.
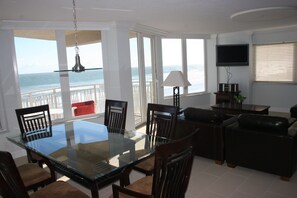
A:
[7,120,167,198]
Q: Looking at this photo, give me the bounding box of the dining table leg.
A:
[91,183,99,198]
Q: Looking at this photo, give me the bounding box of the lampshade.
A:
[162,71,191,87]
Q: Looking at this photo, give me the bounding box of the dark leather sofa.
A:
[225,114,297,180]
[175,107,237,164]
[290,104,297,118]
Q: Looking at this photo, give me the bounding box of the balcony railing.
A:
[21,82,153,124]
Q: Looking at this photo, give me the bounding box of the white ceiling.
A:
[1,0,297,34]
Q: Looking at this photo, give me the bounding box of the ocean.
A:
[19,70,103,93]
[19,65,204,93]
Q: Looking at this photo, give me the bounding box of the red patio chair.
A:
[72,100,95,116]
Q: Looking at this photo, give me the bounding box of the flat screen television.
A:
[216,44,249,66]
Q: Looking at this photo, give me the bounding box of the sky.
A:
[15,37,103,74]
[14,34,204,74]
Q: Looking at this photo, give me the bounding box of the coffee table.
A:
[211,103,270,115]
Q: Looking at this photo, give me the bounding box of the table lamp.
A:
[162,71,191,110]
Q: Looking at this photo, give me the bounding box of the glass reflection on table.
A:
[7,120,166,197]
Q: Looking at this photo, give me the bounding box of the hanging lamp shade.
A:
[72,54,85,72]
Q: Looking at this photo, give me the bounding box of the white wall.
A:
[252,26,297,112]
[207,36,219,105]
[101,23,135,130]
[162,93,211,110]
[211,31,253,103]
[209,26,297,112]
[253,83,297,112]
[0,30,26,158]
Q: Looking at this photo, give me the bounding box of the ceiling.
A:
[1,0,297,35]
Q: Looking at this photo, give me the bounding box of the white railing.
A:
[21,84,105,119]
[21,82,153,123]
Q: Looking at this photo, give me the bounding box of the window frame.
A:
[161,37,206,97]
[14,29,105,122]
[0,90,7,132]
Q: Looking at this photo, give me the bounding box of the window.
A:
[0,91,6,132]
[66,30,105,115]
[129,34,141,124]
[143,37,154,104]
[14,31,62,119]
[254,42,297,83]
[162,39,183,97]
[186,39,205,93]
[129,32,155,126]
[14,30,105,120]
[162,38,205,96]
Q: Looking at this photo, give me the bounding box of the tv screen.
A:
[216,44,249,66]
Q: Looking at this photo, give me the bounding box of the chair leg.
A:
[38,160,44,168]
[120,168,132,187]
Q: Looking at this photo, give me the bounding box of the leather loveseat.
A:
[176,107,237,165]
[225,114,297,180]
[290,104,297,118]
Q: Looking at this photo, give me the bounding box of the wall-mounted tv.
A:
[216,44,249,66]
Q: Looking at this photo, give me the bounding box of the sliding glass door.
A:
[130,32,155,126]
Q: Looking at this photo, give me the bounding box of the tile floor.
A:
[15,130,297,197]
[186,157,297,198]
[42,156,297,198]
[15,112,297,198]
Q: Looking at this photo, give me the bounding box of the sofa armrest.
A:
[288,121,297,136]
[225,121,297,178]
[183,107,226,124]
[221,115,238,127]
[290,104,297,118]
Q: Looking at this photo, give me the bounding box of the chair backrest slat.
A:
[104,99,128,130]
[0,151,30,198]
[152,130,198,198]
[15,105,52,163]
[146,103,178,139]
[15,104,51,136]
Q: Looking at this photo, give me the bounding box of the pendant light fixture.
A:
[55,0,101,73]
[71,0,84,72]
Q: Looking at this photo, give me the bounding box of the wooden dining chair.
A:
[104,99,128,130]
[0,151,89,198]
[132,103,178,176]
[15,104,52,166]
[8,129,57,193]
[111,130,198,198]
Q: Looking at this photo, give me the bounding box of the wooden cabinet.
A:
[214,91,240,104]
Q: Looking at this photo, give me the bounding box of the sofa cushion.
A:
[184,108,226,124]
[238,114,289,134]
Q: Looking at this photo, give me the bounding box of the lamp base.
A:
[173,86,180,108]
